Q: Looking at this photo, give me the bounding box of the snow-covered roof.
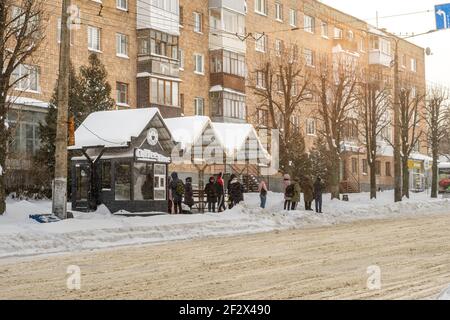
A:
[209,85,246,96]
[71,108,160,149]
[165,116,211,150]
[409,153,433,162]
[368,25,388,37]
[438,162,450,169]
[8,96,49,109]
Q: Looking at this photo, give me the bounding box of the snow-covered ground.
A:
[1,191,450,259]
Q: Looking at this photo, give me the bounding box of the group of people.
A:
[167,172,245,214]
[282,174,324,213]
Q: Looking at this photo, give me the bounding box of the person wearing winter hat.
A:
[204,176,218,212]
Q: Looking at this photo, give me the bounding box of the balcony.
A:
[333,38,358,53]
[369,50,392,67]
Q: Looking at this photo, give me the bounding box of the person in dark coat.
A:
[302,176,314,211]
[169,172,183,214]
[216,172,226,212]
[228,175,243,209]
[204,176,218,212]
[184,177,194,212]
[313,177,324,213]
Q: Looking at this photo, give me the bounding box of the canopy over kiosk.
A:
[69,108,174,213]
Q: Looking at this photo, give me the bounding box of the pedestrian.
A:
[258,179,268,209]
[216,172,226,212]
[204,176,218,212]
[302,176,314,211]
[167,176,173,214]
[314,177,324,213]
[291,177,301,210]
[283,173,292,210]
[184,177,194,213]
[228,174,243,209]
[169,172,184,214]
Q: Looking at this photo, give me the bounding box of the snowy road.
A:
[1,213,450,299]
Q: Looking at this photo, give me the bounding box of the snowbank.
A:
[0,191,449,259]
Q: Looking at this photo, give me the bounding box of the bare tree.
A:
[356,71,391,199]
[247,43,312,175]
[313,55,360,199]
[424,86,449,198]
[0,0,45,214]
[398,80,425,199]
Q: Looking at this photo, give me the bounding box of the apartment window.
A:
[304,48,314,66]
[275,3,283,21]
[138,30,178,59]
[291,115,300,133]
[351,158,358,174]
[321,21,328,38]
[255,33,267,52]
[194,53,204,74]
[116,0,128,11]
[289,9,297,27]
[347,30,354,40]
[179,6,184,26]
[88,26,101,52]
[411,58,417,72]
[255,0,267,15]
[275,39,283,56]
[257,108,268,127]
[362,159,368,174]
[179,49,184,69]
[222,92,246,120]
[359,38,365,52]
[306,118,316,136]
[7,110,44,155]
[11,64,39,92]
[116,33,129,57]
[216,51,246,77]
[375,161,381,176]
[256,71,266,89]
[334,27,343,39]
[223,9,245,34]
[385,162,391,177]
[401,54,407,67]
[195,97,204,115]
[304,15,315,33]
[150,78,179,107]
[193,12,203,33]
[116,82,129,106]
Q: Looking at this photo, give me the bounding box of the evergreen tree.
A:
[280,132,311,179]
[78,53,115,114]
[309,136,332,189]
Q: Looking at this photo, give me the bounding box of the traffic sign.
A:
[435,3,450,30]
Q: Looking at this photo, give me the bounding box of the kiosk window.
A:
[101,161,112,190]
[134,163,153,201]
[115,162,131,200]
[154,164,166,200]
[75,165,89,201]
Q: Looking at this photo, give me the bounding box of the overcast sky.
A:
[320,0,450,88]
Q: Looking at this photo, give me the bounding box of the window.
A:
[411,58,417,72]
[275,3,283,21]
[11,64,40,92]
[385,162,391,177]
[304,15,315,33]
[257,109,268,127]
[334,27,343,39]
[75,165,89,201]
[289,9,297,27]
[7,110,44,155]
[101,161,112,190]
[179,6,184,26]
[375,161,381,176]
[212,92,247,120]
[304,48,314,66]
[306,118,316,136]
[153,164,167,200]
[347,30,354,40]
[213,51,246,77]
[359,38,365,52]
[116,33,128,57]
[256,71,266,89]
[150,77,179,106]
[193,12,203,33]
[351,158,358,174]
[116,82,129,106]
[115,162,131,200]
[255,0,267,15]
[255,33,267,52]
[88,26,101,51]
[139,30,179,59]
[321,21,328,38]
[194,53,204,74]
[362,159,368,174]
[195,97,204,115]
[275,39,283,56]
[134,163,154,201]
[401,54,407,67]
[116,0,128,11]
[179,49,184,69]
[291,115,300,132]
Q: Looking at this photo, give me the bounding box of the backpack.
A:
[285,184,295,198]
[175,180,185,196]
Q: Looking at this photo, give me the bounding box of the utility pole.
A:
[393,39,402,202]
[52,0,71,219]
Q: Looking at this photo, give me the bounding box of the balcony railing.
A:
[369,50,392,67]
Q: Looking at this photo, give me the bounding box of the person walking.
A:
[184,177,194,213]
[283,174,292,210]
[228,175,243,209]
[314,177,324,213]
[216,172,226,212]
[302,176,314,211]
[204,176,218,213]
[258,179,268,209]
[169,172,184,214]
[291,177,301,210]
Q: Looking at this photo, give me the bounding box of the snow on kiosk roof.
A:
[70,108,164,150]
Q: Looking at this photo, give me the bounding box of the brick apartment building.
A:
[6,0,429,192]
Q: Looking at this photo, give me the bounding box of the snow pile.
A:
[0,191,449,259]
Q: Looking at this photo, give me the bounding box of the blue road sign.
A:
[435,3,450,30]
